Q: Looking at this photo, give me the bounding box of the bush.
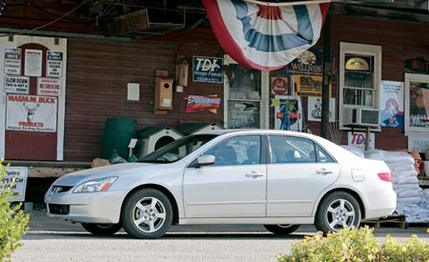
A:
[277,227,429,262]
[0,161,29,261]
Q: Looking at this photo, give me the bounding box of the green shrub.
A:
[382,235,429,262]
[277,227,429,262]
[277,227,380,262]
[0,161,29,261]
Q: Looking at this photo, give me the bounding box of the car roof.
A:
[198,129,321,140]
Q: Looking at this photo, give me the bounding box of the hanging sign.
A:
[24,49,42,77]
[307,96,336,122]
[186,95,221,113]
[380,81,404,128]
[4,75,30,94]
[287,49,323,75]
[6,94,57,133]
[37,77,61,96]
[192,56,224,83]
[271,77,289,96]
[347,132,375,150]
[202,0,329,71]
[4,48,21,75]
[273,96,303,131]
[46,51,63,78]
[1,167,28,202]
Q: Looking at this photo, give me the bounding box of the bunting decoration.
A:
[202,0,330,71]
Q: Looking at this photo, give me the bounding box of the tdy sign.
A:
[192,56,224,84]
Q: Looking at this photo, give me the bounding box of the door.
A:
[183,135,266,218]
[267,135,340,217]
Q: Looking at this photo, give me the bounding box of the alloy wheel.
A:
[325,198,356,231]
[132,196,166,233]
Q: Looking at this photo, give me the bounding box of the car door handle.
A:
[245,171,264,179]
[316,169,333,175]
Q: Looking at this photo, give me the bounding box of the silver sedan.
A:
[45,130,396,238]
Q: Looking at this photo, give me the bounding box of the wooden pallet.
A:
[361,215,407,229]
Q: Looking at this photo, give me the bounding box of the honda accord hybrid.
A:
[45,130,396,238]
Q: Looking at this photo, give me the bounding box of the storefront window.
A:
[405,74,429,134]
[339,43,382,129]
[225,64,262,129]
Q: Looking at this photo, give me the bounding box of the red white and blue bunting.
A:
[202,0,330,71]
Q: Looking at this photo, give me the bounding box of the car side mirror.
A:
[196,154,215,167]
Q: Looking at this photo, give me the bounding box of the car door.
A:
[267,135,340,217]
[183,135,267,218]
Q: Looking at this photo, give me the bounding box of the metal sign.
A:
[192,56,224,84]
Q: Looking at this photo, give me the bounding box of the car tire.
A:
[315,191,361,234]
[264,224,300,235]
[81,223,122,235]
[121,188,173,239]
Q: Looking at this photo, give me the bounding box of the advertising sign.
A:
[46,51,63,78]
[287,48,323,75]
[347,131,375,150]
[1,167,28,202]
[6,94,57,132]
[4,48,21,75]
[292,75,327,97]
[186,95,221,113]
[24,49,42,77]
[271,77,288,96]
[4,75,30,94]
[37,77,61,96]
[408,133,429,153]
[273,96,303,131]
[192,56,224,83]
[380,81,404,128]
[307,96,336,122]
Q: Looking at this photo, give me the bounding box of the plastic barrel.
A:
[102,118,137,159]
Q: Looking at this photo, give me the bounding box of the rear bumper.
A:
[364,187,397,219]
[45,190,126,224]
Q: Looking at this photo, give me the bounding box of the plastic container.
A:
[102,118,137,159]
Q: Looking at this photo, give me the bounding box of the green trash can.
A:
[102,118,137,159]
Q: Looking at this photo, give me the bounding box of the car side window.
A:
[204,136,261,166]
[269,136,316,164]
[315,144,336,163]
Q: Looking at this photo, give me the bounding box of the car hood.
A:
[52,163,162,187]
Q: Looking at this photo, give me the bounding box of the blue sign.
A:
[192,56,224,84]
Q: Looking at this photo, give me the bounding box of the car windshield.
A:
[140,134,218,163]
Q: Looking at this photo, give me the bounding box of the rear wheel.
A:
[315,191,361,234]
[264,224,300,235]
[81,223,122,235]
[121,188,173,239]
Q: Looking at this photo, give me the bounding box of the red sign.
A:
[186,95,221,113]
[271,77,288,96]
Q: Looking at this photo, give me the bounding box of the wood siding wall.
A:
[64,26,223,161]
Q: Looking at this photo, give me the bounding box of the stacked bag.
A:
[365,150,429,222]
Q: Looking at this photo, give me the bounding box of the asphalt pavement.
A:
[11,210,429,262]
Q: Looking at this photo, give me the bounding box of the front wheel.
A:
[81,223,122,235]
[315,191,361,234]
[121,189,173,239]
[264,224,300,235]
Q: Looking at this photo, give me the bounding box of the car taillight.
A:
[377,172,392,183]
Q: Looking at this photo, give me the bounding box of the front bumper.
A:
[45,189,127,224]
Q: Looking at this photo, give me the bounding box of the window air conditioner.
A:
[343,108,380,127]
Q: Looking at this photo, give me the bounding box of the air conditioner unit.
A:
[343,108,380,127]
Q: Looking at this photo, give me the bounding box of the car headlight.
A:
[73,177,118,193]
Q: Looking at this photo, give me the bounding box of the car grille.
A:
[51,185,73,194]
[48,204,70,215]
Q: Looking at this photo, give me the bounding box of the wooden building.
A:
[0,0,429,201]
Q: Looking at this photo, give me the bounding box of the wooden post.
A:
[364,127,370,151]
[321,12,331,139]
